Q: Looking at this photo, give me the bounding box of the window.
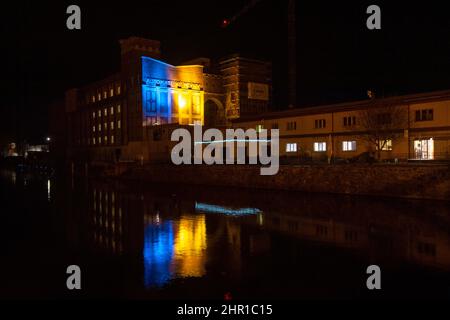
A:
[104,136,108,144]
[379,139,393,151]
[111,136,115,144]
[110,107,114,115]
[110,88,114,97]
[314,142,327,152]
[343,116,356,127]
[256,124,264,133]
[99,137,102,144]
[192,95,201,115]
[342,141,357,151]
[93,112,96,119]
[92,95,96,103]
[104,123,107,130]
[103,91,107,99]
[117,104,121,113]
[286,121,297,131]
[93,137,96,145]
[98,110,101,117]
[98,124,102,132]
[286,143,298,153]
[98,93,101,101]
[104,108,107,116]
[117,85,121,95]
[145,90,157,113]
[271,123,279,129]
[160,93,169,113]
[415,109,434,122]
[117,120,121,129]
[93,126,96,133]
[110,122,114,130]
[315,119,326,129]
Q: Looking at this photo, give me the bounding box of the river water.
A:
[1,169,450,299]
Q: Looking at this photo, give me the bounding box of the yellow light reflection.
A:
[173,215,207,278]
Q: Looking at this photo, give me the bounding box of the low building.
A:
[232,90,450,162]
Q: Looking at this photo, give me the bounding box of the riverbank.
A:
[109,163,450,201]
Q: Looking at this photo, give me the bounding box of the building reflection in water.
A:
[84,180,450,293]
[143,220,174,287]
[143,214,207,287]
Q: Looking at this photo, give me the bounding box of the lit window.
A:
[98,110,101,117]
[93,138,96,145]
[110,122,114,130]
[93,126,96,133]
[110,107,114,115]
[98,124,101,132]
[117,104,121,113]
[92,95,96,103]
[103,91,107,99]
[93,112,96,119]
[111,136,115,144]
[342,141,357,151]
[379,139,393,151]
[98,93,101,101]
[110,88,114,97]
[104,136,108,144]
[104,108,107,116]
[314,142,327,152]
[256,124,264,133]
[99,137,102,143]
[286,143,298,153]
[117,85,121,95]
[117,120,121,129]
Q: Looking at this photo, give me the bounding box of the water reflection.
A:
[47,179,51,201]
[173,215,207,278]
[143,214,207,287]
[143,221,174,287]
[70,179,450,297]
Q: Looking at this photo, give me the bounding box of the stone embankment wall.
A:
[121,163,450,200]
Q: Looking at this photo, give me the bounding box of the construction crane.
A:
[222,0,297,108]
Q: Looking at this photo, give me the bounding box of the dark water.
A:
[1,169,450,300]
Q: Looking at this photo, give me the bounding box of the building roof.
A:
[232,89,450,123]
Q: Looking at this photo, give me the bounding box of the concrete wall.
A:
[125,164,450,200]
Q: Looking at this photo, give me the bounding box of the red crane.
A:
[223,0,297,108]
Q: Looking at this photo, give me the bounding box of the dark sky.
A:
[2,0,450,143]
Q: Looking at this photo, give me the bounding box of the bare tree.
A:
[358,103,409,160]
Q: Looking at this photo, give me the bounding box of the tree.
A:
[358,103,409,160]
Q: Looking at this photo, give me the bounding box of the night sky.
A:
[2,0,450,143]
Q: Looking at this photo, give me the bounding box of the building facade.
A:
[232,90,450,162]
[65,37,271,162]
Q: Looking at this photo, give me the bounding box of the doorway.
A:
[414,138,434,160]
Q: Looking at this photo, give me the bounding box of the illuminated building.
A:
[64,37,271,162]
[233,89,450,162]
